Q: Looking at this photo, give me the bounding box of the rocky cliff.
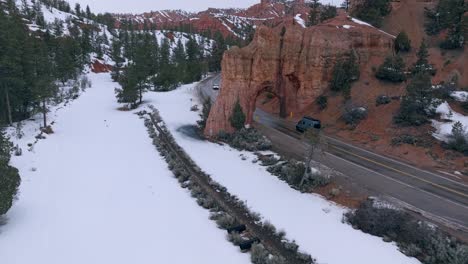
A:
[205,14,395,136]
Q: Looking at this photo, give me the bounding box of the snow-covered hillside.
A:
[0,73,250,264]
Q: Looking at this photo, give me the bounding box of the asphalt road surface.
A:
[197,74,468,236]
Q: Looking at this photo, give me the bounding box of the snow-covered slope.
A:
[0,73,250,264]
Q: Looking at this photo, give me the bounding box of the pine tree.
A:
[209,32,226,72]
[110,37,124,81]
[395,73,435,126]
[308,0,320,26]
[230,100,246,130]
[74,3,81,17]
[172,38,186,82]
[352,0,391,28]
[116,64,140,108]
[0,130,21,216]
[320,5,337,22]
[85,5,92,19]
[0,7,26,125]
[53,18,64,36]
[31,38,56,128]
[440,23,464,49]
[184,37,202,83]
[395,31,411,53]
[54,37,80,83]
[330,52,360,97]
[376,55,406,82]
[411,40,436,76]
[154,37,177,91]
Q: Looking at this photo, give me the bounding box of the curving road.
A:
[197,74,468,237]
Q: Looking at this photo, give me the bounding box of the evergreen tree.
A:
[52,17,64,36]
[395,73,435,126]
[440,23,464,49]
[395,31,411,53]
[330,53,360,97]
[54,36,80,83]
[352,0,391,28]
[85,5,92,19]
[74,3,81,17]
[31,38,56,128]
[0,7,26,125]
[154,37,177,91]
[308,0,320,26]
[115,64,139,108]
[110,37,124,81]
[184,37,202,83]
[411,40,436,76]
[447,121,468,155]
[0,130,21,216]
[172,38,186,81]
[425,0,465,36]
[320,5,337,22]
[376,55,406,82]
[230,100,246,130]
[209,32,226,72]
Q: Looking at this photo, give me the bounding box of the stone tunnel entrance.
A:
[246,81,289,126]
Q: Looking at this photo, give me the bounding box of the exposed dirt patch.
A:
[314,182,367,209]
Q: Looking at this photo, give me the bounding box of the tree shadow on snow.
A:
[176,125,205,141]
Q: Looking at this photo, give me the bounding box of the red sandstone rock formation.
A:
[91,60,112,73]
[204,14,395,136]
[113,1,309,39]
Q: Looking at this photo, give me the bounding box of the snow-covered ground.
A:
[148,85,421,264]
[0,73,249,264]
[451,91,468,102]
[432,101,468,142]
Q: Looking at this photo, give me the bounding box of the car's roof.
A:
[303,116,320,122]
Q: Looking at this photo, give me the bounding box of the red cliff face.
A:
[204,14,395,136]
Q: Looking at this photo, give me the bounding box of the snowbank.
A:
[0,73,249,264]
[432,102,468,142]
[148,85,421,264]
[451,91,468,102]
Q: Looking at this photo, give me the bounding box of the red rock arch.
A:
[205,14,394,137]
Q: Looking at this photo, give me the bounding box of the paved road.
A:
[198,74,468,236]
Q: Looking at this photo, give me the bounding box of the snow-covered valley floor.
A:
[0,73,249,264]
[149,85,422,264]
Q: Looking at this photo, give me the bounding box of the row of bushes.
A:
[141,107,313,264]
[391,134,432,148]
[345,200,468,264]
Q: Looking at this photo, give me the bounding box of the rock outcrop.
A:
[205,14,395,136]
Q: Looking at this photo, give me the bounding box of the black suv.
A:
[296,116,321,132]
